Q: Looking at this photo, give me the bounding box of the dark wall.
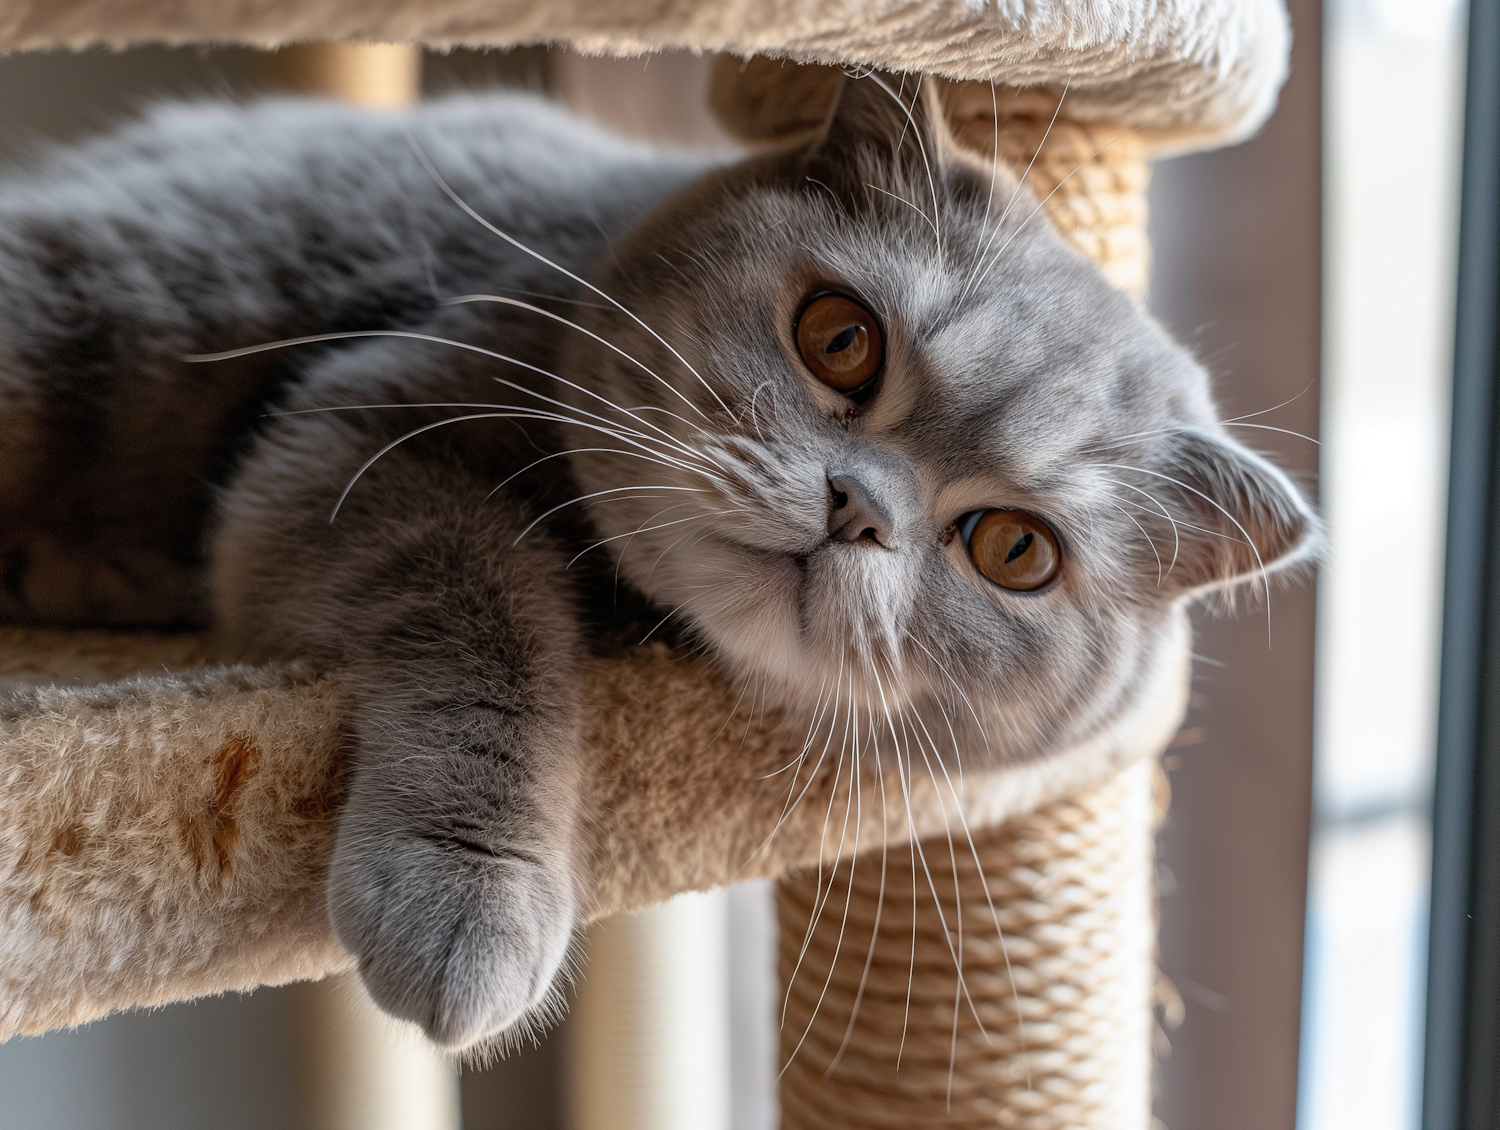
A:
[1149,1,1323,1126]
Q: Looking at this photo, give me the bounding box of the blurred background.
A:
[0,0,1474,1124]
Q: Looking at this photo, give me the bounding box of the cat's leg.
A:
[213,398,585,1048]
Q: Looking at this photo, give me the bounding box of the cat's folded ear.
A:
[802,72,958,202]
[1136,429,1318,597]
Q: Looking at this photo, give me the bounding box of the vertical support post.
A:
[569,892,733,1130]
[294,974,462,1130]
[266,43,421,107]
[777,762,1157,1129]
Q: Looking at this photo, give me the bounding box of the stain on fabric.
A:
[182,734,261,878]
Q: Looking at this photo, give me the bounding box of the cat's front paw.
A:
[328,826,577,1049]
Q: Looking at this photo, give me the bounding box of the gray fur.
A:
[0,78,1314,1049]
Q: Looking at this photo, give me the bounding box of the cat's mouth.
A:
[699,533,912,654]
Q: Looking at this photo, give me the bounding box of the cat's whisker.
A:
[866,703,921,1070]
[865,182,942,248]
[1081,418,1321,452]
[901,746,919,1069]
[640,512,755,592]
[632,604,682,648]
[827,748,889,1072]
[621,503,711,573]
[635,538,758,648]
[759,673,836,781]
[618,512,746,604]
[901,703,992,1047]
[501,409,723,484]
[635,523,710,590]
[968,117,1159,293]
[1099,461,1275,632]
[185,328,720,472]
[907,703,1032,1085]
[1102,476,1185,578]
[863,72,945,265]
[904,715,970,1108]
[1114,493,1244,542]
[778,710,855,1039]
[491,445,721,502]
[440,293,713,426]
[974,80,1001,256]
[402,130,735,418]
[822,735,876,1068]
[1221,421,1323,446]
[741,666,769,758]
[745,648,847,879]
[453,282,612,311]
[869,671,988,1055]
[1219,382,1317,425]
[1108,500,1167,584]
[906,634,992,758]
[803,175,847,216]
[700,669,760,768]
[565,509,716,570]
[577,493,699,516]
[919,677,968,796]
[328,411,542,522]
[783,719,864,1078]
[746,378,779,443]
[961,77,1071,305]
[511,484,710,546]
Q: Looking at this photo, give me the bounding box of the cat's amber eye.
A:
[962,509,1061,592]
[795,294,883,393]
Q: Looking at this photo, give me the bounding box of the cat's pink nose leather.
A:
[827,474,895,547]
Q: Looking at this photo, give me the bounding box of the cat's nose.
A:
[827,473,895,547]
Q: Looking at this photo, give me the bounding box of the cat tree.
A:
[0,3,1291,1126]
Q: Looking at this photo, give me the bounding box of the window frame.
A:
[1423,1,1500,1125]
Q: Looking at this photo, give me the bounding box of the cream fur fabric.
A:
[0,624,1189,1040]
[0,0,1288,151]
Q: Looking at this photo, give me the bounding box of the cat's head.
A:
[562,73,1315,763]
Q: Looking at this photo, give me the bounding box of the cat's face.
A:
[562,76,1313,765]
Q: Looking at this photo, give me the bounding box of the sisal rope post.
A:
[778,765,1158,1129]
[777,90,1159,1129]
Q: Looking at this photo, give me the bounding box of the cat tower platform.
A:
[0,3,1291,1126]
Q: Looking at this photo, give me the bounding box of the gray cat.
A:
[0,74,1313,1050]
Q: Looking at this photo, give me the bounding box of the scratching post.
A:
[777,767,1157,1129]
[774,95,1156,1128]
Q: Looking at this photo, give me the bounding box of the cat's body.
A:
[0,80,1313,1049]
[0,95,701,629]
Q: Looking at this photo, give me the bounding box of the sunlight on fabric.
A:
[1300,1,1466,1127]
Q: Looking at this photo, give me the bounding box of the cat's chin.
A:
[658,536,934,722]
